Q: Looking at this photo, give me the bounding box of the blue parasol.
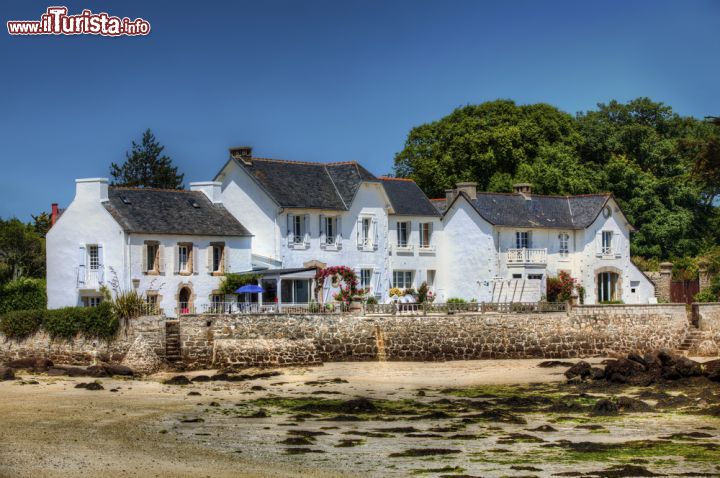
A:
[235,284,264,294]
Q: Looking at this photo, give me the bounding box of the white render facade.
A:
[47,149,655,315]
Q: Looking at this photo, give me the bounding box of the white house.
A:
[47,147,655,314]
[435,182,655,304]
[46,178,253,316]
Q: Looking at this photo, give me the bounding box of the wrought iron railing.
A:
[364,301,568,316]
[200,302,351,315]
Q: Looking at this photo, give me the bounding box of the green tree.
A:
[31,211,51,237]
[110,129,184,189]
[0,218,45,283]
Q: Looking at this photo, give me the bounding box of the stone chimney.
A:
[190,181,222,204]
[445,189,456,203]
[229,146,253,165]
[51,203,59,226]
[456,182,477,200]
[74,178,109,204]
[513,183,532,195]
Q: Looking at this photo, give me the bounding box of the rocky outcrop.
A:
[122,336,163,375]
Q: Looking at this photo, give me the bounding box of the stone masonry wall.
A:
[0,305,699,370]
[177,304,690,368]
[689,303,720,356]
[0,316,165,366]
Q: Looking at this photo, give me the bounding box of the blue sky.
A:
[1,0,719,221]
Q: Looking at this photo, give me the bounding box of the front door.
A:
[597,272,619,303]
[178,287,191,314]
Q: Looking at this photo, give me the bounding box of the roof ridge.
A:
[378,176,416,182]
[248,157,360,167]
[473,191,611,199]
[110,186,196,194]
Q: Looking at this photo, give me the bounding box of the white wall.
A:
[439,197,497,301]
[577,199,655,304]
[218,163,280,261]
[279,183,392,300]
[46,179,126,308]
[128,234,252,316]
[388,215,442,298]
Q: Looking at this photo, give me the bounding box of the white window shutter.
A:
[78,245,86,286]
[192,244,199,274]
[141,244,148,272]
[207,245,213,272]
[97,244,104,283]
[372,217,378,249]
[613,233,620,256]
[373,270,381,295]
[319,214,326,245]
[527,231,532,248]
[287,213,294,245]
[158,245,165,274]
[174,245,179,273]
[223,246,230,273]
[428,222,433,242]
[336,216,342,247]
[303,214,310,244]
[596,231,602,255]
[356,218,362,245]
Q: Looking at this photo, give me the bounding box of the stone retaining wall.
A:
[1,304,706,370]
[689,303,720,356]
[0,316,165,366]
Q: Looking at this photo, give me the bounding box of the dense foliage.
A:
[0,278,46,314]
[0,302,118,340]
[110,129,184,189]
[219,273,262,295]
[315,266,365,303]
[695,275,720,302]
[546,271,577,303]
[0,218,46,283]
[395,98,720,260]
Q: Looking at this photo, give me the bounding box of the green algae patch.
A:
[553,439,720,464]
[411,465,466,475]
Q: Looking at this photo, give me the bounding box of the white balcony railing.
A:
[506,248,547,265]
[392,244,415,254]
[77,267,104,289]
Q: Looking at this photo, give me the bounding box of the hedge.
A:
[0,302,119,340]
[0,278,47,314]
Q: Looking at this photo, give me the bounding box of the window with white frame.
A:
[82,296,102,307]
[361,217,372,247]
[397,222,410,247]
[601,231,613,255]
[515,231,530,249]
[293,215,303,244]
[360,269,372,290]
[559,232,569,258]
[392,270,413,289]
[419,222,433,248]
[427,269,436,287]
[146,242,158,272]
[178,244,190,273]
[211,244,224,273]
[324,216,336,245]
[87,245,99,270]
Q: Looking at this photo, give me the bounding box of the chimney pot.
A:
[51,203,59,226]
[455,182,477,200]
[229,146,253,165]
[513,183,532,195]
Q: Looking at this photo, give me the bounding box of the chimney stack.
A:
[190,181,222,203]
[51,203,59,226]
[455,182,477,200]
[445,189,456,203]
[229,146,253,165]
[513,183,532,195]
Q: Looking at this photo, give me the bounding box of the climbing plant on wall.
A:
[314,266,366,304]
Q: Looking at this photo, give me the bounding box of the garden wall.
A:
[0,316,166,366]
[688,303,720,356]
[0,304,700,370]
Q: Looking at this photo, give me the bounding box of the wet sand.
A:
[1,359,718,478]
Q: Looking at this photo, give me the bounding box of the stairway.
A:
[677,329,706,354]
[165,321,182,366]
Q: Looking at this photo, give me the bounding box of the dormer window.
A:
[602,231,613,255]
[516,231,530,249]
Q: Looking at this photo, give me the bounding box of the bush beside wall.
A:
[0,278,47,314]
[0,302,118,341]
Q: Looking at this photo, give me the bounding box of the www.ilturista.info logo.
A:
[7,6,151,36]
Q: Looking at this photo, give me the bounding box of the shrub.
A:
[44,303,119,340]
[546,271,576,302]
[113,289,148,320]
[81,302,119,339]
[0,278,47,314]
[447,297,466,304]
[365,296,378,305]
[0,309,44,339]
[695,275,720,303]
[43,307,83,339]
[219,273,262,295]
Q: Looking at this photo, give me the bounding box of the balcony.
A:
[418,244,437,254]
[505,248,547,266]
[77,268,104,290]
[392,243,415,254]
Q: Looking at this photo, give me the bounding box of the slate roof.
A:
[442,192,612,230]
[103,188,252,237]
[379,178,441,217]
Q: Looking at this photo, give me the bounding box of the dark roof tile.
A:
[104,188,251,236]
[379,178,441,217]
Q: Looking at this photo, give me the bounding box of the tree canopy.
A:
[394,98,719,259]
[0,218,45,283]
[110,129,184,189]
